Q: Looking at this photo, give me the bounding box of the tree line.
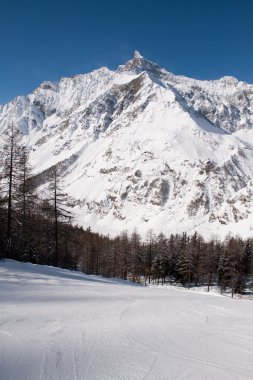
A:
[0,125,253,297]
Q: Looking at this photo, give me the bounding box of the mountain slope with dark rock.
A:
[1,51,253,238]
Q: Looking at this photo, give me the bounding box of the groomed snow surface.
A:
[1,260,253,380]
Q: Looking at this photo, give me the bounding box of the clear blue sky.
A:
[0,0,252,104]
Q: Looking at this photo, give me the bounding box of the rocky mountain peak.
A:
[133,50,143,60]
[118,50,162,76]
[217,76,239,86]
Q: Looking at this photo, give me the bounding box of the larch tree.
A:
[45,166,72,267]
[0,124,24,257]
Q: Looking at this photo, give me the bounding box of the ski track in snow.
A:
[1,260,253,380]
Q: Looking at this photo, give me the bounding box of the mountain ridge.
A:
[1,52,253,238]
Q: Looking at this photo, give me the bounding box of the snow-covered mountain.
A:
[1,51,253,238]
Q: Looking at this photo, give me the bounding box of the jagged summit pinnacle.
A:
[118,50,161,76]
[133,50,143,60]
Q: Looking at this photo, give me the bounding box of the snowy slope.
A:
[1,51,253,238]
[1,260,253,380]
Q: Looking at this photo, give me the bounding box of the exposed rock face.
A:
[1,51,253,238]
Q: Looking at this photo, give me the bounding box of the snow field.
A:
[1,260,253,380]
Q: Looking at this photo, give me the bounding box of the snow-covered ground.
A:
[1,260,253,380]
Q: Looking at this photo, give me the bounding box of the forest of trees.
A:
[1,126,253,298]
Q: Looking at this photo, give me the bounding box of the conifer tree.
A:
[44,167,72,266]
[0,124,24,257]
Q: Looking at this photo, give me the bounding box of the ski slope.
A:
[1,260,253,380]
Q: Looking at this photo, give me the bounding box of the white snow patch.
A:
[1,259,253,380]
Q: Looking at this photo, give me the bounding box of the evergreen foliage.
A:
[0,126,252,297]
